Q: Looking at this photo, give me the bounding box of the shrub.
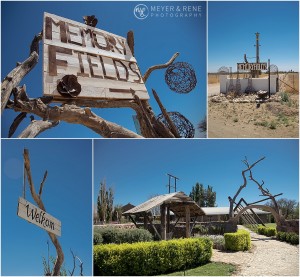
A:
[193,225,208,235]
[276,231,299,245]
[224,229,251,251]
[199,235,225,250]
[289,233,299,245]
[276,231,286,241]
[93,232,103,245]
[265,228,277,237]
[257,227,276,237]
[93,237,213,276]
[257,226,266,235]
[93,226,153,244]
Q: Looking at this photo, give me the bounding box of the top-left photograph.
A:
[1,1,207,138]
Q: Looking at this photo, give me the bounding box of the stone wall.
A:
[277,220,299,234]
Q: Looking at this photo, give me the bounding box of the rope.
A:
[23,159,26,199]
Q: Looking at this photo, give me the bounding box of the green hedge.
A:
[94,238,213,275]
[276,231,299,245]
[257,226,277,237]
[224,229,251,251]
[93,227,153,245]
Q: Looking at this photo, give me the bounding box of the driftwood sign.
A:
[43,12,149,100]
[17,197,61,236]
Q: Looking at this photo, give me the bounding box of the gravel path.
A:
[211,226,299,276]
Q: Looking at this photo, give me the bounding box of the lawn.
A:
[245,223,276,231]
[163,262,236,276]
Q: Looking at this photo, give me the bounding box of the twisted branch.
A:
[1,32,42,114]
[143,52,180,83]
[23,149,64,276]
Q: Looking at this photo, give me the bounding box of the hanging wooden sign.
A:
[237,63,267,71]
[43,12,149,100]
[17,197,61,236]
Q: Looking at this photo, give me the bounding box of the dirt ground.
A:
[208,74,299,138]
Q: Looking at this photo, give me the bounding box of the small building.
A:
[123,192,206,240]
[200,206,270,224]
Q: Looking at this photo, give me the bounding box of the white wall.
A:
[219,75,277,94]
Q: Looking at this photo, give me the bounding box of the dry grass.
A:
[284,73,299,93]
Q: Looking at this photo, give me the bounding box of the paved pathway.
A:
[211,226,299,276]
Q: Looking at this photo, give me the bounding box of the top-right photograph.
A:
[208,1,299,138]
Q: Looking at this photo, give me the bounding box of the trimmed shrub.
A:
[257,227,276,237]
[276,231,286,241]
[93,227,153,244]
[94,237,213,276]
[265,228,277,237]
[224,229,251,251]
[289,233,299,245]
[276,231,299,245]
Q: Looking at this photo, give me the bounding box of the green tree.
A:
[206,185,216,207]
[106,187,114,223]
[266,198,299,219]
[189,183,216,207]
[97,180,107,223]
[112,204,123,222]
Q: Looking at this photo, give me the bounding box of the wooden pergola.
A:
[123,192,206,240]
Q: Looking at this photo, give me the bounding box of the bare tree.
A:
[229,156,281,218]
[23,149,64,276]
[228,156,265,218]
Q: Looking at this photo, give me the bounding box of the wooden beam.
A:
[161,204,166,240]
[185,206,190,238]
[144,213,148,229]
[128,215,138,228]
[166,206,170,235]
[149,219,161,240]
[170,216,181,234]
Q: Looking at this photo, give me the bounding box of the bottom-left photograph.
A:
[1,139,93,276]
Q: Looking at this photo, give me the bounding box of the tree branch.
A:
[152,89,180,138]
[18,120,59,138]
[8,112,27,138]
[143,52,180,83]
[1,32,42,114]
[229,156,265,217]
[69,249,76,276]
[39,171,48,198]
[23,149,64,276]
[12,87,142,138]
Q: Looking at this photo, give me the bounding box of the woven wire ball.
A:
[165,62,197,93]
[157,112,195,138]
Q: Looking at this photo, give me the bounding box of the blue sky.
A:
[1,1,206,138]
[94,139,299,208]
[1,139,92,276]
[208,1,299,72]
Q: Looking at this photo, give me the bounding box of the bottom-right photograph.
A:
[92,139,299,276]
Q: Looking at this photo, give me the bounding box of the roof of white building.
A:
[201,206,270,215]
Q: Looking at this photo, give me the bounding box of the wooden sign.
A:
[237,63,267,71]
[17,197,61,236]
[43,12,149,100]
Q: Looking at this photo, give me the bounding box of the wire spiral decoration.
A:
[165,62,197,94]
[218,66,229,74]
[269,64,278,75]
[157,112,195,138]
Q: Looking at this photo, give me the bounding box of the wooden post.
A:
[160,204,166,240]
[166,206,170,236]
[185,205,190,238]
[144,213,148,230]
